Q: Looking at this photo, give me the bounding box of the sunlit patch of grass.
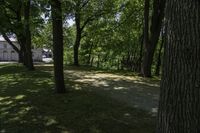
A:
[0,64,156,133]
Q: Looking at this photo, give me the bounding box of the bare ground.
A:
[65,68,160,115]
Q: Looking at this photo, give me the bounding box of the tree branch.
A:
[80,0,90,9]
[2,33,20,53]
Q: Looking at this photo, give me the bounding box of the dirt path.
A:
[65,69,160,114]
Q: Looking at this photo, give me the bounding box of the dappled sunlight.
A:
[44,116,58,126]
[65,69,160,113]
[15,95,26,100]
[73,84,82,90]
[114,87,128,90]
[0,64,157,132]
[0,96,11,101]
[67,70,159,88]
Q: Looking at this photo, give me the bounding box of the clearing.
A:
[0,64,160,133]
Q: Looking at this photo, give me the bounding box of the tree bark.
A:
[24,0,34,70]
[51,0,66,93]
[17,35,27,65]
[15,4,26,64]
[74,12,81,66]
[141,0,166,77]
[157,0,200,132]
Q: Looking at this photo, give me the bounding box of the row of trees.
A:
[31,0,165,77]
[0,0,199,132]
[0,0,65,92]
[0,0,165,83]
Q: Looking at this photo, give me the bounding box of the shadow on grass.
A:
[65,68,160,112]
[0,64,156,133]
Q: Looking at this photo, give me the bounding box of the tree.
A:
[0,0,35,70]
[65,0,122,66]
[0,0,25,63]
[24,0,34,70]
[50,0,66,93]
[157,0,200,132]
[141,0,166,77]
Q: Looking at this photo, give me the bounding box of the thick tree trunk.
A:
[51,0,66,93]
[157,0,200,132]
[18,50,24,63]
[24,0,34,70]
[141,0,166,77]
[17,35,27,65]
[141,48,154,77]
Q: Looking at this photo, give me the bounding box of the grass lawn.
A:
[0,64,156,133]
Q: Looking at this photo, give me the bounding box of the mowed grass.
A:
[0,64,156,133]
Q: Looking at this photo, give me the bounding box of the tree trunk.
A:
[141,0,166,77]
[117,59,120,70]
[141,0,150,76]
[90,57,94,67]
[24,0,34,70]
[51,0,66,93]
[155,32,164,76]
[157,1,200,132]
[17,35,27,65]
[18,50,24,63]
[74,12,81,66]
[97,55,100,68]
[141,48,154,77]
[87,42,93,65]
[15,4,26,64]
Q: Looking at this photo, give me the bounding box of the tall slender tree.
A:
[50,0,66,93]
[157,0,200,132]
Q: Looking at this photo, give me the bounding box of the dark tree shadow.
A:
[0,64,156,133]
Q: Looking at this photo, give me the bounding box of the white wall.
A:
[32,49,43,61]
[0,41,42,62]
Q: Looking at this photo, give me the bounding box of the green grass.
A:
[0,64,156,133]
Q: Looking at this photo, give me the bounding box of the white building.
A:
[0,36,43,62]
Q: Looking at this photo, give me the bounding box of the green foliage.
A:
[74,0,144,69]
[32,22,52,48]
[0,0,163,74]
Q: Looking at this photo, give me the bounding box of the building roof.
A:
[0,36,18,42]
